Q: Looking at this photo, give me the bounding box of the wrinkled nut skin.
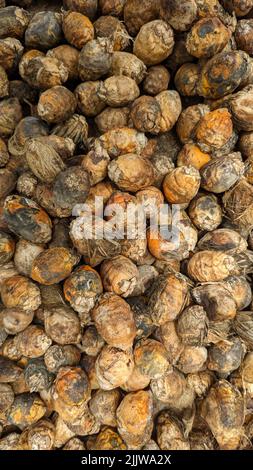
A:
[152,210,197,262]
[19,49,44,86]
[24,358,54,393]
[64,0,98,19]
[53,366,90,406]
[0,138,9,167]
[192,283,238,321]
[176,103,210,144]
[163,166,200,204]
[26,419,55,451]
[160,0,197,32]
[98,75,140,107]
[156,411,190,450]
[188,250,239,283]
[130,96,162,134]
[2,308,34,335]
[63,11,94,50]
[143,65,170,96]
[177,305,208,346]
[221,0,253,16]
[109,51,146,84]
[188,193,222,231]
[52,166,90,212]
[15,325,52,359]
[201,153,244,194]
[175,63,199,97]
[63,437,86,451]
[93,427,126,450]
[234,311,253,349]
[121,365,150,392]
[201,380,244,450]
[207,338,245,375]
[0,97,23,138]
[223,178,253,235]
[123,0,160,36]
[0,356,22,382]
[8,116,49,158]
[177,144,211,170]
[0,231,15,266]
[63,407,100,437]
[8,393,46,430]
[95,345,134,390]
[176,345,208,374]
[196,108,233,153]
[108,154,155,192]
[26,138,66,184]
[81,325,104,356]
[198,229,248,255]
[155,90,182,133]
[224,276,252,310]
[89,389,121,427]
[143,66,170,96]
[0,64,9,97]
[70,217,121,266]
[44,345,81,373]
[35,183,71,219]
[235,20,253,56]
[82,148,109,186]
[75,81,105,117]
[148,274,189,325]
[100,256,139,297]
[133,20,174,66]
[64,265,103,317]
[155,321,183,365]
[25,12,62,50]
[21,56,69,90]
[186,17,231,59]
[47,45,80,81]
[91,292,136,349]
[98,127,147,158]
[0,383,14,414]
[0,275,41,312]
[230,85,253,132]
[134,338,170,380]
[95,106,130,133]
[116,391,153,449]
[0,6,30,40]
[8,79,37,105]
[44,305,81,345]
[31,247,77,285]
[150,369,187,404]
[78,38,113,81]
[52,114,88,146]
[37,86,77,125]
[198,51,249,99]
[94,15,130,51]
[0,37,24,72]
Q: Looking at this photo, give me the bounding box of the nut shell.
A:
[133,20,174,66]
[92,292,136,349]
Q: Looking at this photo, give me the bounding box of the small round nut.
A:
[31,247,78,286]
[186,17,231,59]
[163,166,200,205]
[63,11,94,50]
[91,292,136,350]
[143,66,170,96]
[95,345,134,390]
[133,20,174,66]
[37,86,77,125]
[25,11,62,50]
